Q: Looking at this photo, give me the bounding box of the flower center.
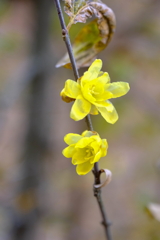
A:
[90,85,99,96]
[84,147,94,160]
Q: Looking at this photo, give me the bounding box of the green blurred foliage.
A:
[0,0,10,19]
[0,33,20,53]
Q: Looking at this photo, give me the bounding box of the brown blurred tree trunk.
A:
[11,0,53,239]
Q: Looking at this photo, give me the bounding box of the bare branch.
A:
[54,0,113,239]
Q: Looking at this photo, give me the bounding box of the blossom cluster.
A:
[61,59,130,175]
[63,131,108,175]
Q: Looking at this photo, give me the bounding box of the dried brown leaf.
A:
[64,0,86,18]
[56,20,99,68]
[94,169,112,189]
[56,0,116,69]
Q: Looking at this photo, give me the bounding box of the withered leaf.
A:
[94,169,112,189]
[56,0,116,69]
[56,20,100,69]
[64,0,86,18]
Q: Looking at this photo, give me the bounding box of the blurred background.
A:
[0,0,160,239]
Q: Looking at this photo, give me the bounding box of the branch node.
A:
[93,188,98,197]
[62,29,67,41]
[101,221,112,227]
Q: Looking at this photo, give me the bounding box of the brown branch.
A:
[54,0,112,239]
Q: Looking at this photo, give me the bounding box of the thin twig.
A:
[54,0,112,239]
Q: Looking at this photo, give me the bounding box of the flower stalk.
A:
[54,0,113,239]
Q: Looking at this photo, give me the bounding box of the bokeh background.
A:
[0,0,160,239]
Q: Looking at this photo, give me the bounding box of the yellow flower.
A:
[60,59,130,124]
[62,130,108,175]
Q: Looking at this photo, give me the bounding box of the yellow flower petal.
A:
[106,82,130,98]
[70,95,91,121]
[90,105,99,115]
[64,80,81,98]
[76,161,94,175]
[97,71,104,77]
[81,130,97,137]
[72,149,88,165]
[62,145,75,158]
[90,140,101,153]
[60,89,75,103]
[91,150,102,163]
[101,139,108,157]
[81,59,102,83]
[75,137,94,148]
[94,100,111,107]
[97,72,110,84]
[97,103,118,124]
[64,133,82,145]
[91,139,108,163]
